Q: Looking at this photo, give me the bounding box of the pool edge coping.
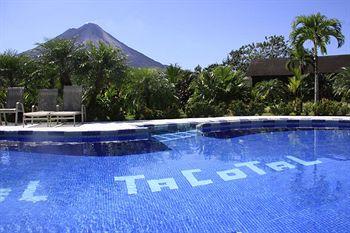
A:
[1,116,349,141]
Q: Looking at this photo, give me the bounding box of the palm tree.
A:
[290,13,345,103]
[37,39,82,91]
[333,67,350,101]
[166,64,183,84]
[83,41,126,120]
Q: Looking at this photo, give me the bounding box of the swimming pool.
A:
[1,125,350,232]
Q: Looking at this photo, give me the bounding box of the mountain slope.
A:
[24,23,165,69]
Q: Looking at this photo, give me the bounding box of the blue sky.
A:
[0,0,349,69]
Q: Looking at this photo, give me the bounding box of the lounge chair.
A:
[0,87,24,126]
[51,86,86,126]
[23,89,58,127]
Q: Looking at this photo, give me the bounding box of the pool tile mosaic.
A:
[1,128,350,232]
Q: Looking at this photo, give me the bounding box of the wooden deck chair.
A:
[23,89,58,127]
[51,86,86,126]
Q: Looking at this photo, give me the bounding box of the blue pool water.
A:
[1,128,350,232]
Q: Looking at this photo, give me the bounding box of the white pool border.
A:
[0,116,349,141]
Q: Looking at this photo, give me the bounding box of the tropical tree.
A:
[252,79,287,107]
[0,51,50,108]
[175,70,197,107]
[165,64,197,109]
[0,50,28,87]
[225,35,291,72]
[287,68,308,113]
[166,64,183,84]
[123,68,179,119]
[191,66,248,105]
[82,41,126,120]
[96,84,125,120]
[333,67,350,101]
[186,66,249,117]
[37,38,83,93]
[290,13,345,103]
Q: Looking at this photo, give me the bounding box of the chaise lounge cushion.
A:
[0,108,17,113]
[51,111,81,117]
[23,111,51,117]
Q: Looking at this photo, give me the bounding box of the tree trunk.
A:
[88,72,103,120]
[62,72,72,86]
[58,71,72,96]
[313,44,319,103]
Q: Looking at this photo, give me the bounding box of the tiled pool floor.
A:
[0,128,350,232]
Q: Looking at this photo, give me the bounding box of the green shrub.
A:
[185,99,227,117]
[339,103,350,115]
[270,102,295,115]
[186,66,249,116]
[228,100,249,116]
[302,102,314,115]
[252,79,288,106]
[228,100,265,116]
[96,86,125,121]
[136,105,180,120]
[302,99,350,116]
[248,101,265,116]
[123,68,180,120]
[315,99,336,115]
[315,99,350,116]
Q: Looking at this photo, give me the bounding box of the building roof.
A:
[246,54,350,77]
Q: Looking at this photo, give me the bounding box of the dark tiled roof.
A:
[246,54,350,77]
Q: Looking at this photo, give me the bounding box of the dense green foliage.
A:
[123,68,179,119]
[0,13,349,121]
[186,66,249,117]
[79,42,126,120]
[36,38,83,90]
[333,67,350,101]
[0,50,28,87]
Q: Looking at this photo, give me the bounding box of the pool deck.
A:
[0,115,349,132]
[0,116,350,132]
